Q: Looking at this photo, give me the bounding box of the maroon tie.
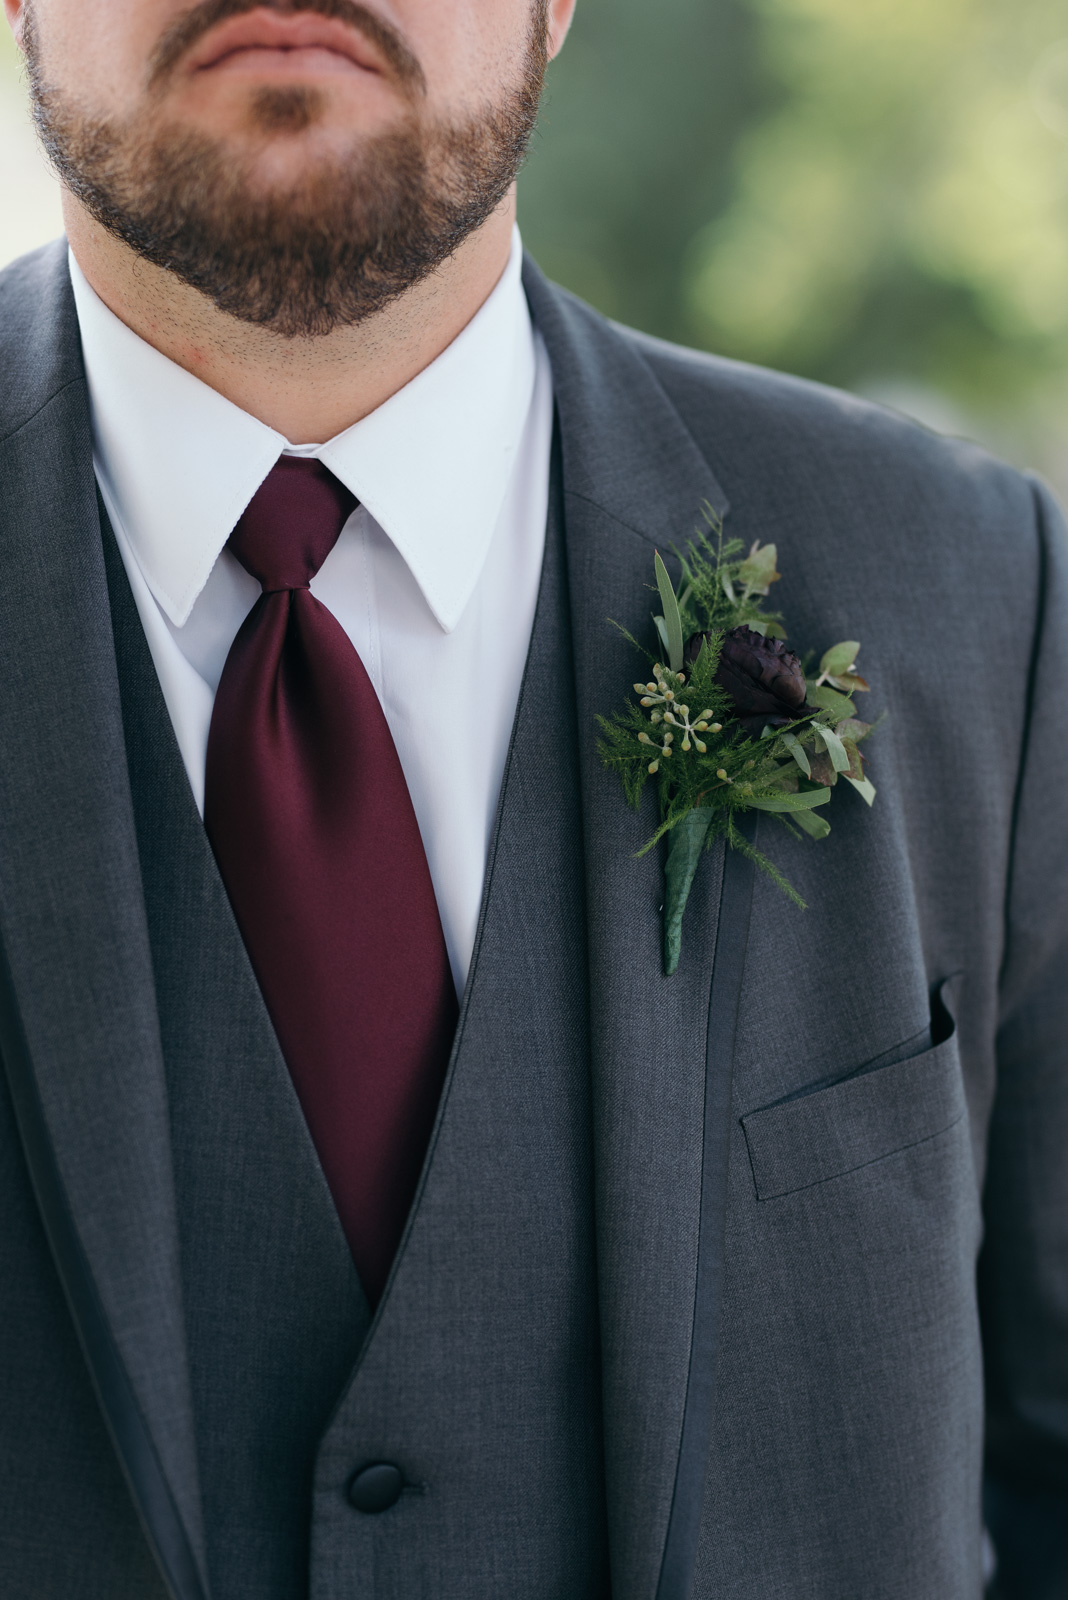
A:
[204,456,457,1304]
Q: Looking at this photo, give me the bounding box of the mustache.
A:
[149,0,426,96]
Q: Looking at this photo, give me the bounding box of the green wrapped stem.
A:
[663,807,714,976]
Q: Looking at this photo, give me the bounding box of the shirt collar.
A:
[69,227,536,633]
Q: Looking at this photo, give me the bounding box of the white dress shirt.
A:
[69,230,553,995]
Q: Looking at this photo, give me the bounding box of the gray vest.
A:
[0,244,758,1600]
[100,454,610,1600]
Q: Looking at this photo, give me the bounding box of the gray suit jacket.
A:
[0,241,1065,1600]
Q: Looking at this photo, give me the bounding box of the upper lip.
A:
[187,9,386,74]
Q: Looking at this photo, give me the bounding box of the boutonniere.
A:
[598,515,879,974]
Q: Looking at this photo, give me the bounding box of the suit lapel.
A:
[0,239,756,1600]
[0,246,207,1600]
[525,260,754,1600]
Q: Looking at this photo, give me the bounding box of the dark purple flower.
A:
[686,625,810,734]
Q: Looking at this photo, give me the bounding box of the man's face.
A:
[14,0,551,335]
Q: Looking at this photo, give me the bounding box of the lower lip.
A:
[201,45,368,77]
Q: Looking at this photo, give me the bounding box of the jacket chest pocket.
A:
[740,993,965,1201]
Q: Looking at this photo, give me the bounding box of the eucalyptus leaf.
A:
[835,717,872,742]
[738,541,781,597]
[663,807,713,975]
[811,722,851,773]
[653,615,670,656]
[840,738,864,782]
[747,787,832,813]
[793,808,831,839]
[747,619,769,636]
[808,749,838,787]
[844,774,877,806]
[781,730,811,776]
[654,551,685,672]
[819,640,860,678]
[809,683,856,721]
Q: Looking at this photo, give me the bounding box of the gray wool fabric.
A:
[101,445,610,1600]
[99,510,375,1600]
[0,240,1067,1600]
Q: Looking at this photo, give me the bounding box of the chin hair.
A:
[25,0,549,338]
[247,84,324,135]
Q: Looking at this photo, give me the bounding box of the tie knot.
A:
[228,457,357,592]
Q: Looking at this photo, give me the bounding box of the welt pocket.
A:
[741,1018,966,1201]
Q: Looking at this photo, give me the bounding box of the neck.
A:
[63,191,517,444]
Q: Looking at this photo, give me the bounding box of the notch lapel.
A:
[525,260,755,1600]
[0,246,207,1600]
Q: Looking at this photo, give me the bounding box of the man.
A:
[0,0,1065,1596]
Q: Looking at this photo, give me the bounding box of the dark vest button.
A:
[348,1462,404,1513]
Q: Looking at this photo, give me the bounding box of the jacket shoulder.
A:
[0,239,82,442]
[616,320,1037,541]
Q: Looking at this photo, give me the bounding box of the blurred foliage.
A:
[520,0,1068,430]
[520,0,773,338]
[7,1,1068,465]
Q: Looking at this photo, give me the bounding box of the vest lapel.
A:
[0,248,208,1600]
[100,508,368,1600]
[524,260,756,1600]
[0,240,758,1600]
[310,446,610,1597]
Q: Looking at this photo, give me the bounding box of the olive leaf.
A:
[662,807,714,976]
[781,730,811,775]
[811,722,852,773]
[793,808,832,839]
[654,551,685,673]
[747,787,832,813]
[844,774,877,806]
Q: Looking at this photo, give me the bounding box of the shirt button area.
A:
[348,1462,404,1513]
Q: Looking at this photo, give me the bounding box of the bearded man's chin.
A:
[29,48,545,337]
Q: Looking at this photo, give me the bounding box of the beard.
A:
[25,0,547,338]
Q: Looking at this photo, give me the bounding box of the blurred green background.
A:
[5,1,1068,492]
[519,0,1068,497]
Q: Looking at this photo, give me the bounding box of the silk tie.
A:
[204,456,457,1304]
